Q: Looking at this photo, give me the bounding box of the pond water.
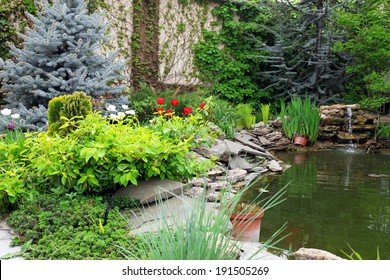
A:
[243,149,390,259]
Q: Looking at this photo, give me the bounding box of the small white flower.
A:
[117,112,125,118]
[109,113,119,119]
[125,110,135,115]
[121,104,129,110]
[106,104,117,112]
[1,108,12,116]
[11,113,20,119]
[46,137,50,141]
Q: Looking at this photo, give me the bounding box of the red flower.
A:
[157,97,165,105]
[200,103,206,109]
[170,99,179,107]
[166,109,173,118]
[157,107,164,115]
[183,107,192,115]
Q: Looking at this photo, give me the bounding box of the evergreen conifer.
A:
[0,0,125,110]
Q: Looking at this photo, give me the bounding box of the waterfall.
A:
[346,107,353,134]
[346,107,355,151]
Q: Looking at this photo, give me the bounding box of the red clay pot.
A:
[230,210,264,242]
[293,135,308,146]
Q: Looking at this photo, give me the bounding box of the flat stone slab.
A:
[127,195,217,234]
[225,139,266,156]
[115,178,185,204]
[229,155,254,170]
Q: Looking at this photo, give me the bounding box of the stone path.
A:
[0,217,24,260]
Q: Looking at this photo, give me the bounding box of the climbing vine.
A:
[0,0,38,60]
[131,0,160,88]
[193,1,274,107]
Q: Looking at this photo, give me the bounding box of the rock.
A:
[225,139,272,158]
[115,178,184,204]
[185,187,205,197]
[252,126,272,136]
[267,160,283,172]
[206,191,220,202]
[207,165,228,178]
[229,155,253,170]
[265,131,283,142]
[293,248,343,260]
[250,166,269,173]
[258,136,271,146]
[233,180,249,190]
[234,132,267,152]
[217,168,248,184]
[188,177,212,188]
[379,115,390,124]
[208,181,228,191]
[193,139,230,162]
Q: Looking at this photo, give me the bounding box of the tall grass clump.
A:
[236,104,256,129]
[281,97,320,142]
[261,103,271,125]
[118,180,288,260]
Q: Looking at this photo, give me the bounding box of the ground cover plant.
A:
[4,194,143,260]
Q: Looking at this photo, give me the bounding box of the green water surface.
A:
[245,149,390,259]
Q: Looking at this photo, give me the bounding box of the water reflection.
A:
[245,150,390,259]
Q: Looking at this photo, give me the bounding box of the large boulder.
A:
[193,139,230,162]
[293,248,343,260]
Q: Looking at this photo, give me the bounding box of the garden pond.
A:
[243,149,390,259]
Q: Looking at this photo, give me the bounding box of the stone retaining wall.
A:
[319,104,378,143]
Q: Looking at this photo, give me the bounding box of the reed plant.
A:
[118,179,288,260]
[281,97,320,142]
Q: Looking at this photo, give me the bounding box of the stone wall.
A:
[319,104,378,143]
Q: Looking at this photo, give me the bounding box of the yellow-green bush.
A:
[48,91,92,136]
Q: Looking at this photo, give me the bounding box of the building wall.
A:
[103,0,219,86]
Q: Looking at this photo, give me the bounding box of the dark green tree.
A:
[254,0,349,103]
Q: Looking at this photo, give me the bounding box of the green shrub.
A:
[48,91,93,136]
[377,123,390,140]
[0,131,37,213]
[24,112,215,195]
[4,194,144,260]
[207,98,238,139]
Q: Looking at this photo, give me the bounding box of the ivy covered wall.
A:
[101,0,218,88]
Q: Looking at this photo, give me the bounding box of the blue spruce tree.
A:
[0,0,125,111]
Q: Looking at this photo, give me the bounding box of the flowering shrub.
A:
[154,97,206,118]
[22,112,215,194]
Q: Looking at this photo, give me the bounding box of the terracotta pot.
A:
[230,210,264,242]
[293,135,308,146]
